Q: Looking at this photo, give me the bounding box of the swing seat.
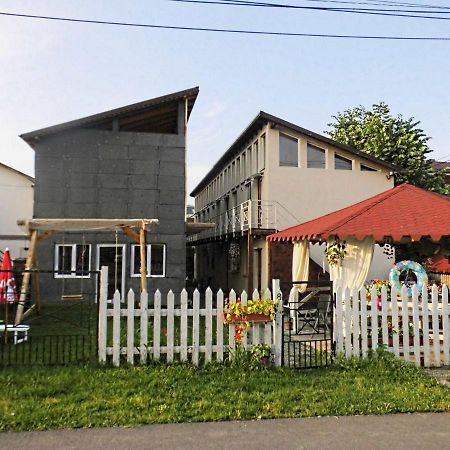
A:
[61,294,84,301]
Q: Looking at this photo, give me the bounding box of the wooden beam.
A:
[19,218,159,232]
[15,230,38,324]
[120,226,140,243]
[140,222,148,292]
[32,253,41,315]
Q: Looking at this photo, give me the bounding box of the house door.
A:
[96,244,126,300]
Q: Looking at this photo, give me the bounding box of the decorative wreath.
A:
[389,260,428,296]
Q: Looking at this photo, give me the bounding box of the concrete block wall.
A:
[34,127,187,300]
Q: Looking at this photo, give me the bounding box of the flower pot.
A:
[224,313,272,324]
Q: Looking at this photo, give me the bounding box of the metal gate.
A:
[281,280,334,369]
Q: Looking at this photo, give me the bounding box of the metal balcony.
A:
[188,200,299,243]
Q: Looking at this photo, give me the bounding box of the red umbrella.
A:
[0,249,18,304]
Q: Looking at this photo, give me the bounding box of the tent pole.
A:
[15,230,38,325]
[140,222,148,292]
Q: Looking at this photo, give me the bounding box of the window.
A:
[335,154,352,170]
[131,244,166,277]
[259,134,266,171]
[361,164,377,172]
[54,244,91,278]
[307,144,326,169]
[279,133,298,167]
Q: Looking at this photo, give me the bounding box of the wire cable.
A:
[1,11,450,40]
[170,0,450,20]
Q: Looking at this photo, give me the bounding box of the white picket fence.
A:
[335,284,450,367]
[97,268,283,367]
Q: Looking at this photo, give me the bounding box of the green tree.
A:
[327,102,449,194]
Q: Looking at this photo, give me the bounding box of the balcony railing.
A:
[188,200,299,242]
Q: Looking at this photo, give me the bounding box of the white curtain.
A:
[292,240,310,293]
[329,236,375,292]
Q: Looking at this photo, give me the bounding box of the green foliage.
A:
[1,356,449,431]
[327,102,449,194]
[325,239,347,266]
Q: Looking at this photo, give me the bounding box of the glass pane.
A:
[279,133,298,167]
[57,245,72,275]
[307,144,326,169]
[335,154,352,170]
[133,245,147,276]
[150,245,165,276]
[75,244,90,276]
[361,164,377,172]
[259,134,265,171]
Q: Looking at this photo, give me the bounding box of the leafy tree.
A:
[327,102,449,194]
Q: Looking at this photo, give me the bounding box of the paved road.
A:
[2,413,450,450]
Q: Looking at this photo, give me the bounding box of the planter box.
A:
[224,313,272,324]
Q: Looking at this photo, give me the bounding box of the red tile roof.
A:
[267,184,450,243]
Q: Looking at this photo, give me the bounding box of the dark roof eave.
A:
[20,87,199,143]
[190,111,399,197]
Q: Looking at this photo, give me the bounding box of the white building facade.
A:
[0,163,34,259]
[189,112,395,293]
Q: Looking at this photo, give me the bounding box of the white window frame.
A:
[54,244,91,279]
[130,244,166,278]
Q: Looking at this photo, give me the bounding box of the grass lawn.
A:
[0,353,449,432]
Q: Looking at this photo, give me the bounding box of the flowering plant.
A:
[325,239,347,266]
[224,298,277,323]
[224,297,278,344]
[366,279,391,299]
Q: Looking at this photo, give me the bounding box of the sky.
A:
[1,0,450,201]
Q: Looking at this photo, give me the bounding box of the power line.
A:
[170,0,450,20]
[1,11,450,40]
[215,0,450,9]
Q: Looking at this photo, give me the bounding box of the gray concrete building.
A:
[21,87,199,300]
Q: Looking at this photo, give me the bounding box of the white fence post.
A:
[98,266,108,364]
[421,285,430,367]
[192,289,200,366]
[112,290,121,367]
[140,290,148,364]
[352,288,360,357]
[153,290,161,361]
[335,287,343,354]
[205,287,213,363]
[272,279,283,367]
[126,289,135,365]
[431,284,441,367]
[344,288,352,358]
[216,289,224,362]
[443,285,449,366]
[180,289,188,362]
[167,290,175,363]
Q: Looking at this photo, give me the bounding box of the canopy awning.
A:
[267,184,450,243]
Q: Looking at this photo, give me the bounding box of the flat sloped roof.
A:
[21,87,199,143]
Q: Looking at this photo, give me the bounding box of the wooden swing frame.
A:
[14,218,159,324]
